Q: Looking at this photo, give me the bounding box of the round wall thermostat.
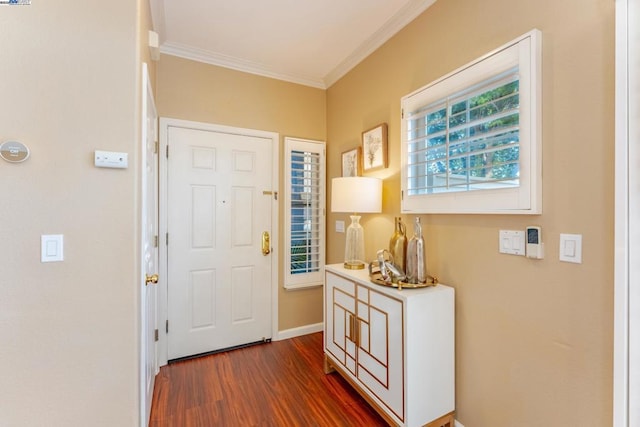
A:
[0,140,30,163]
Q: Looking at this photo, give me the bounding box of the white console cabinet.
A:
[324,264,454,427]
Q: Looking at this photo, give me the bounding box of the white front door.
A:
[140,63,158,427]
[166,125,273,360]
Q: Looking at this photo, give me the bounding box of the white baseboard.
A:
[455,420,464,427]
[274,322,323,341]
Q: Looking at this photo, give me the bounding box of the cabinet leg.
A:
[323,355,335,374]
[424,411,455,427]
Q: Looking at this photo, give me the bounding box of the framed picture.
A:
[362,123,388,172]
[341,147,361,177]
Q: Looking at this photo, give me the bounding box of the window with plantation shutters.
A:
[284,137,325,289]
[401,30,542,214]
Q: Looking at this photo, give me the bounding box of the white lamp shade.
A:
[331,177,382,213]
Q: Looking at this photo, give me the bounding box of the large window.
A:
[284,137,325,289]
[401,30,541,214]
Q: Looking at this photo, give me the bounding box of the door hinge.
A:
[166,233,169,245]
[154,329,159,342]
[154,141,159,154]
[401,108,404,119]
[401,190,404,201]
[165,320,169,334]
[154,235,158,248]
[166,145,169,158]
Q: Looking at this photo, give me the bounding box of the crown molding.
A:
[158,0,437,90]
[324,0,436,88]
[149,0,166,42]
[160,42,327,89]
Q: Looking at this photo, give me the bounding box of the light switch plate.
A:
[41,234,64,262]
[335,220,345,233]
[499,230,525,256]
[559,233,582,263]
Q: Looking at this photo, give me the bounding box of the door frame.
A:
[157,118,280,366]
[614,0,639,425]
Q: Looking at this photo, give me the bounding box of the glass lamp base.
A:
[344,214,365,270]
[344,261,365,270]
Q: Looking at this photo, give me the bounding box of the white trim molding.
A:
[275,322,324,341]
[156,0,436,89]
[614,0,639,425]
[324,0,436,88]
[160,41,327,89]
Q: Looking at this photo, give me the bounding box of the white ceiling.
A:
[150,0,436,89]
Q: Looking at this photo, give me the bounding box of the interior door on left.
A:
[141,62,158,427]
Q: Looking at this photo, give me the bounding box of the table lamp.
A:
[331,177,382,269]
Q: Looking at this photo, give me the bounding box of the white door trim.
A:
[157,118,279,366]
[614,0,639,425]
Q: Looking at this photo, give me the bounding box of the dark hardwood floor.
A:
[149,332,387,426]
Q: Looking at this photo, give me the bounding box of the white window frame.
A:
[284,137,326,289]
[401,29,542,214]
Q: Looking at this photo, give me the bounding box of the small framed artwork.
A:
[362,123,388,172]
[341,147,361,177]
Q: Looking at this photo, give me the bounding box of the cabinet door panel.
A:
[359,320,370,351]
[357,301,369,321]
[335,288,356,312]
[358,290,404,421]
[326,303,346,363]
[331,272,355,294]
[326,272,356,368]
[347,312,358,375]
[358,349,388,386]
[357,284,369,302]
[369,306,388,364]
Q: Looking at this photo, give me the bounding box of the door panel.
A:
[167,126,272,360]
[141,63,158,427]
[191,186,216,248]
[190,269,216,328]
[232,266,254,321]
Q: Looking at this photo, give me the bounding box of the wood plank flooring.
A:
[149,332,387,426]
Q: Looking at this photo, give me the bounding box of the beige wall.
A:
[0,0,148,425]
[327,0,614,425]
[0,0,615,424]
[156,56,327,331]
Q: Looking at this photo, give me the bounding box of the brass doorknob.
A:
[145,274,159,285]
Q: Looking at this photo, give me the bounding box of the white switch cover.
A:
[94,150,128,169]
[499,230,525,256]
[41,234,64,262]
[559,233,582,263]
[335,220,345,233]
